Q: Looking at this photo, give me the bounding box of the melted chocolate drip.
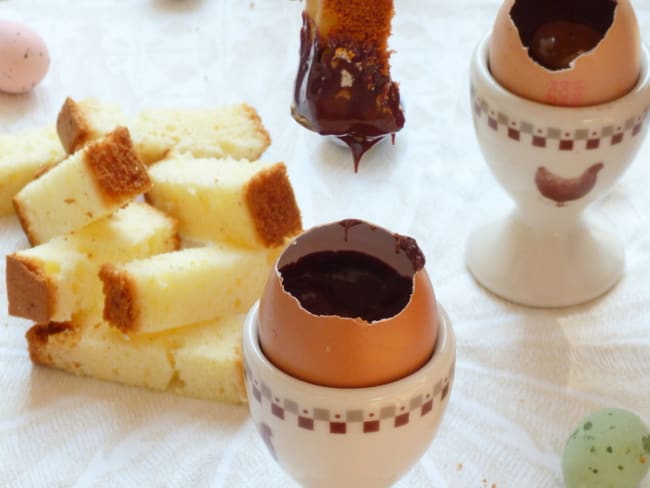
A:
[337,219,426,272]
[292,12,405,171]
[339,218,365,242]
[279,250,413,322]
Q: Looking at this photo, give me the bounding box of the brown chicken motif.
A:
[535,163,604,206]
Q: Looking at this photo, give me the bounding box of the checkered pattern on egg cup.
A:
[470,35,650,225]
[242,302,456,487]
[245,362,453,436]
[472,94,648,155]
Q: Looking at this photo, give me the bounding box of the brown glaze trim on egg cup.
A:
[471,84,650,152]
[243,360,454,435]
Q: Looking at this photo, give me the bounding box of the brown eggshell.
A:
[258,220,439,388]
[488,0,641,106]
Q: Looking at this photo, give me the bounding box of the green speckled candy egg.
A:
[562,408,650,488]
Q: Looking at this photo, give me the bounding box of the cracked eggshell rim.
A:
[488,0,641,106]
[474,34,650,123]
[257,220,439,389]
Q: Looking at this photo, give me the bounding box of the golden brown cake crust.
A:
[310,0,394,50]
[26,322,75,366]
[241,103,272,154]
[244,163,302,247]
[32,161,59,180]
[56,97,90,154]
[11,198,37,246]
[85,127,152,204]
[100,264,138,333]
[6,254,55,324]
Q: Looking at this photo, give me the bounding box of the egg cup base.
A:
[466,211,623,308]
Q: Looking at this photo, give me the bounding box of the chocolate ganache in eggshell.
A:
[279,219,425,322]
[510,0,615,70]
[258,219,437,388]
[291,0,405,171]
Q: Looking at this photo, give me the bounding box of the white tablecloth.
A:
[1,1,650,486]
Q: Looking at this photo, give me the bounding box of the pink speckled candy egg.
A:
[0,20,50,94]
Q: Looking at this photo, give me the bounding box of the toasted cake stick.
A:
[133,103,271,165]
[146,156,302,248]
[0,126,66,216]
[56,98,271,165]
[56,97,125,154]
[13,126,151,245]
[27,321,174,392]
[26,313,247,404]
[6,202,179,325]
[100,245,280,335]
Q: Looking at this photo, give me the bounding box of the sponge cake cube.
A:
[56,97,125,154]
[13,127,151,245]
[100,245,279,335]
[26,313,248,403]
[6,202,179,325]
[133,103,271,164]
[146,156,302,248]
[27,321,175,393]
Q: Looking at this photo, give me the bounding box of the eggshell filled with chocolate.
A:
[0,20,50,94]
[488,0,641,106]
[258,219,438,388]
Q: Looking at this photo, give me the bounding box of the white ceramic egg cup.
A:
[466,35,650,307]
[242,301,456,488]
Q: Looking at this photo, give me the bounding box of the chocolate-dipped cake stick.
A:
[291,0,405,171]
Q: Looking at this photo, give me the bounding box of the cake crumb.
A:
[456,463,463,471]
